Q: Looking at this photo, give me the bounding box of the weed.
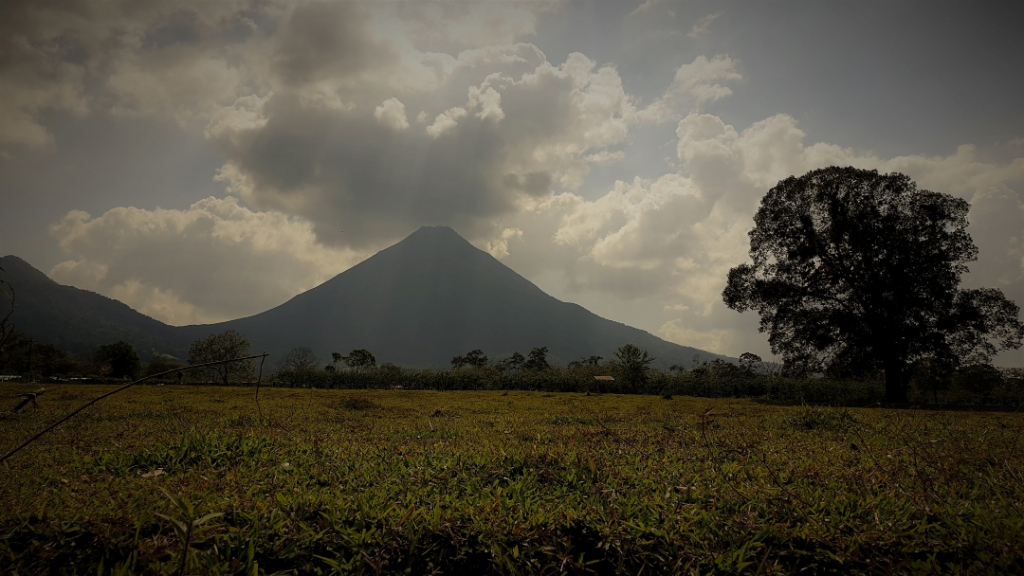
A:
[340,395,378,411]
[788,405,858,432]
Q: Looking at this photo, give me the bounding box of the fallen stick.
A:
[11,388,46,413]
[0,353,268,465]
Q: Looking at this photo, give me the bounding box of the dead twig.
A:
[0,353,268,465]
[10,388,45,413]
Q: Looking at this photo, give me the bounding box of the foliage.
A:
[568,355,603,369]
[187,330,254,386]
[787,405,858,432]
[95,341,142,379]
[339,348,376,370]
[144,354,188,379]
[156,488,223,576]
[496,351,525,373]
[613,344,655,392]
[2,385,1024,574]
[278,347,320,372]
[524,346,550,372]
[724,166,1024,403]
[0,331,88,379]
[451,349,488,369]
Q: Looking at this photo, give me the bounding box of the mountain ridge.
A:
[3,227,731,368]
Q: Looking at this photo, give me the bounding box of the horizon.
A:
[1,1,1022,365]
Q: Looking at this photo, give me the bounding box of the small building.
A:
[594,375,615,382]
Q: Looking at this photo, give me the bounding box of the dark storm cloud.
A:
[209,56,596,246]
[271,2,397,86]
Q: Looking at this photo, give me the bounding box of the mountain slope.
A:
[0,255,186,359]
[178,226,728,368]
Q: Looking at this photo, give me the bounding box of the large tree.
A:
[614,344,655,392]
[188,330,254,386]
[95,341,141,379]
[340,349,376,370]
[723,167,1023,403]
[279,347,320,371]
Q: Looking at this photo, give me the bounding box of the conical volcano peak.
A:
[404,225,467,243]
[389,225,481,258]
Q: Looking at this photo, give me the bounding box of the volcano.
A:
[4,226,729,368]
[176,226,727,368]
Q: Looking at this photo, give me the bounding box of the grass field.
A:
[1,384,1023,574]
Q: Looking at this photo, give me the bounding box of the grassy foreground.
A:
[1,385,1022,575]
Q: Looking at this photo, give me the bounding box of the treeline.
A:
[272,356,1024,407]
[4,326,1024,407]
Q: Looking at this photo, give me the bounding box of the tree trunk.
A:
[883,357,908,404]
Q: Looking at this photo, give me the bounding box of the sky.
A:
[1,0,1022,366]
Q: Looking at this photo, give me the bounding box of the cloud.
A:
[391,1,545,48]
[639,55,742,123]
[469,85,505,121]
[0,0,270,148]
[687,12,722,38]
[206,43,640,248]
[485,227,524,259]
[426,106,468,138]
[48,197,364,325]
[270,2,397,87]
[374,97,410,131]
[629,0,665,17]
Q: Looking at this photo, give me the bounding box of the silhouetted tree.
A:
[524,347,549,371]
[188,330,254,386]
[497,352,526,373]
[738,352,763,374]
[614,344,655,392]
[95,341,141,379]
[341,349,376,370]
[724,167,1023,403]
[280,347,320,371]
[953,363,1004,395]
[455,349,488,368]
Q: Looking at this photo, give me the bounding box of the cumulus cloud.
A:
[426,106,468,138]
[485,227,524,259]
[0,0,268,148]
[639,55,742,123]
[374,97,410,130]
[48,197,364,325]
[205,40,640,248]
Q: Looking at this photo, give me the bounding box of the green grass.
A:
[1,384,1023,574]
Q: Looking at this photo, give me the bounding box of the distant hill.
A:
[176,226,730,368]
[0,255,186,360]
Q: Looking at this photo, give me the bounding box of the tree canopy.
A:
[524,347,550,372]
[188,330,254,386]
[614,344,655,391]
[340,349,376,370]
[280,347,320,371]
[723,167,1023,402]
[452,349,488,369]
[95,341,141,379]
